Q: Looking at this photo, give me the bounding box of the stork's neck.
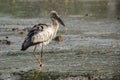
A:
[52,19,59,30]
[52,19,59,26]
[52,20,59,37]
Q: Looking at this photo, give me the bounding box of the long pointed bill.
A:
[56,17,65,26]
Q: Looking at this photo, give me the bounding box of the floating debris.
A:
[0,39,13,45]
[12,28,19,32]
[117,16,120,20]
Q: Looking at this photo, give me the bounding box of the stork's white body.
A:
[32,22,59,46]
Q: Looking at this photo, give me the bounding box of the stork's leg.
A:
[39,43,44,68]
[33,45,41,65]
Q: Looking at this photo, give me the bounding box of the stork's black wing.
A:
[21,23,48,51]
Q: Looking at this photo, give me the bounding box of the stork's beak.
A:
[56,16,65,26]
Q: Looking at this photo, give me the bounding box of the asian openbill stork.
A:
[21,11,65,69]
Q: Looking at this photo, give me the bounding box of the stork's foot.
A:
[39,63,43,67]
[39,61,44,71]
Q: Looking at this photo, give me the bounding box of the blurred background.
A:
[0,0,120,19]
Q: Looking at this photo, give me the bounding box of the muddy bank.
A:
[0,44,120,79]
[0,18,120,80]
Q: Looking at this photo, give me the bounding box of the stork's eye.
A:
[52,13,57,18]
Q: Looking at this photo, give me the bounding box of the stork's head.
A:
[50,10,65,26]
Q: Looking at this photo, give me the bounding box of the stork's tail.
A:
[21,37,40,51]
[21,38,32,51]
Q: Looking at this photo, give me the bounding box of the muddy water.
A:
[0,0,120,80]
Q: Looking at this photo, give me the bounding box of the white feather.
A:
[32,25,56,45]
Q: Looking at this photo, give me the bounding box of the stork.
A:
[21,11,65,69]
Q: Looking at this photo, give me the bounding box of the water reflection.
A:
[0,0,120,19]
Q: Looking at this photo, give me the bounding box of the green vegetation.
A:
[0,0,113,19]
[12,69,120,80]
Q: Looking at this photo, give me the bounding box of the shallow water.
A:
[0,0,120,80]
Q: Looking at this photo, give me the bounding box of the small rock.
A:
[19,31,25,35]
[12,28,19,32]
[54,35,64,42]
[6,36,9,39]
